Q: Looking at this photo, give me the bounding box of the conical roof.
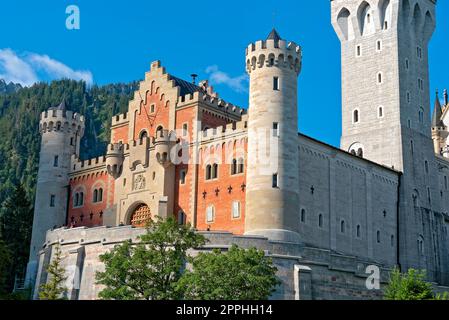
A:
[432,90,444,128]
[267,28,282,42]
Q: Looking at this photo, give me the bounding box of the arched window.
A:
[340,220,346,233]
[356,225,361,238]
[237,158,245,174]
[418,235,425,255]
[74,193,79,207]
[156,126,163,137]
[353,109,359,123]
[93,189,98,203]
[412,190,419,207]
[318,214,323,228]
[178,211,185,225]
[212,163,218,179]
[79,192,84,206]
[357,148,364,158]
[139,130,148,144]
[377,230,381,243]
[231,159,237,175]
[391,235,395,247]
[300,209,306,223]
[98,188,103,202]
[378,106,384,118]
[377,72,383,84]
[206,165,212,180]
[424,160,429,174]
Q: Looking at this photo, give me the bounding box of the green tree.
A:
[0,240,12,297]
[0,183,33,292]
[178,245,280,300]
[39,245,67,300]
[384,268,434,300]
[96,218,206,300]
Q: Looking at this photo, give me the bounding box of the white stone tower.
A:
[244,30,302,243]
[25,101,85,289]
[331,0,448,282]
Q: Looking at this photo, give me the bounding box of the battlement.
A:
[246,38,302,75]
[70,154,107,173]
[177,90,246,118]
[201,115,248,141]
[40,109,85,135]
[111,112,129,127]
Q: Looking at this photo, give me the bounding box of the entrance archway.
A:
[129,204,152,227]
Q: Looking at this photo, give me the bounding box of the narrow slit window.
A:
[273,122,279,137]
[272,173,279,188]
[273,77,279,91]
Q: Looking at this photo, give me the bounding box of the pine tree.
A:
[0,183,33,292]
[39,245,68,300]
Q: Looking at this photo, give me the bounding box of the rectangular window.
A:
[180,170,186,185]
[273,77,279,91]
[50,195,55,207]
[150,104,155,113]
[70,137,74,146]
[272,173,279,188]
[232,201,241,219]
[356,45,361,57]
[53,155,59,167]
[273,122,279,137]
[206,206,214,223]
[182,123,188,136]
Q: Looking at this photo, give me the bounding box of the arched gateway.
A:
[129,203,152,227]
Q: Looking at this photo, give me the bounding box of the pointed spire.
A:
[444,89,448,106]
[56,98,67,111]
[267,28,282,42]
[432,89,444,128]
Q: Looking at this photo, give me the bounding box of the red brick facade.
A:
[67,66,247,235]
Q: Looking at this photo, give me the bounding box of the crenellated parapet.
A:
[245,36,302,75]
[111,112,129,127]
[40,109,85,136]
[70,154,107,173]
[200,115,248,141]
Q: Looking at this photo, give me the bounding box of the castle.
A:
[25,0,449,300]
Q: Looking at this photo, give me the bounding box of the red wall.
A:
[68,171,109,227]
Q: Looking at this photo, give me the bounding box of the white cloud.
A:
[205,65,248,93]
[0,48,93,87]
[0,49,38,86]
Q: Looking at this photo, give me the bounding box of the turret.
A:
[154,129,176,168]
[26,100,85,293]
[106,143,125,179]
[432,90,448,155]
[244,29,303,243]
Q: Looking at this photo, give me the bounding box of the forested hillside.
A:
[0,79,138,212]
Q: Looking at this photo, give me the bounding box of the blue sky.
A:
[0,0,448,147]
